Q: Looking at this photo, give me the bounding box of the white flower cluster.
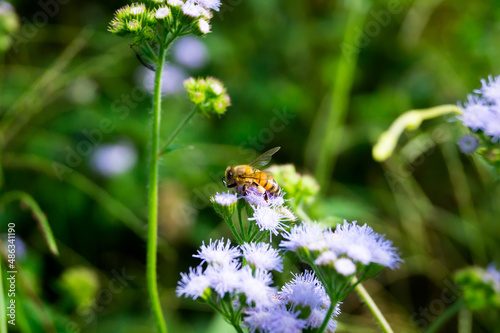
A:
[244,271,340,333]
[459,75,500,142]
[280,220,402,277]
[177,240,341,332]
[176,238,282,306]
[243,187,297,238]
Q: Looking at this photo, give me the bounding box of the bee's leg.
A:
[242,184,248,196]
[253,182,269,202]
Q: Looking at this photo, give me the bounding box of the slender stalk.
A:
[237,203,246,241]
[225,217,244,244]
[458,307,472,333]
[316,297,336,333]
[147,42,168,333]
[372,104,462,162]
[158,106,197,156]
[354,282,394,333]
[0,260,6,333]
[425,299,464,333]
[307,0,370,190]
[0,191,59,255]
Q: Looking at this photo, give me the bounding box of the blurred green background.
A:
[1,0,500,332]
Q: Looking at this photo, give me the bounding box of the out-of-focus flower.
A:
[266,164,319,204]
[193,238,240,266]
[0,1,19,51]
[173,36,208,69]
[90,142,137,177]
[138,64,189,95]
[241,242,283,272]
[458,134,479,154]
[243,306,307,333]
[58,266,100,308]
[66,78,98,105]
[458,75,500,141]
[455,264,500,310]
[184,76,230,116]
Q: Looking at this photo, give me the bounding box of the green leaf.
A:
[0,191,59,255]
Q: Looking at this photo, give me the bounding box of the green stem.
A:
[373,104,462,162]
[237,203,246,241]
[307,0,370,191]
[458,306,472,333]
[354,281,394,333]
[225,217,244,244]
[316,297,336,333]
[158,105,197,157]
[147,42,168,333]
[425,299,464,333]
[0,191,59,255]
[0,260,6,333]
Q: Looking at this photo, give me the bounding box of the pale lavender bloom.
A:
[196,0,221,11]
[314,250,337,266]
[182,0,202,17]
[212,191,238,206]
[205,261,242,296]
[91,142,137,177]
[458,134,479,153]
[307,307,339,332]
[0,1,14,15]
[333,221,402,269]
[485,264,500,292]
[280,221,326,252]
[173,36,208,69]
[278,271,327,309]
[238,267,276,308]
[241,242,283,272]
[248,204,292,238]
[334,258,356,276]
[266,306,307,333]
[244,306,307,333]
[138,64,188,95]
[242,187,285,207]
[193,238,241,266]
[458,75,500,141]
[475,75,500,105]
[176,265,210,300]
[243,307,274,333]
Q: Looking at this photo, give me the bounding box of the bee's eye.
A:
[228,171,233,178]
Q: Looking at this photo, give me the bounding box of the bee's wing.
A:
[248,147,281,168]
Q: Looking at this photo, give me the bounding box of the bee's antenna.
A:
[221,177,227,186]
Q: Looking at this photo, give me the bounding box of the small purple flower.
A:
[241,242,283,272]
[457,134,479,153]
[193,238,241,266]
[176,266,210,300]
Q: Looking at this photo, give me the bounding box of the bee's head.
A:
[223,166,234,187]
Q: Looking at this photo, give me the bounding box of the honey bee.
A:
[222,147,282,201]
